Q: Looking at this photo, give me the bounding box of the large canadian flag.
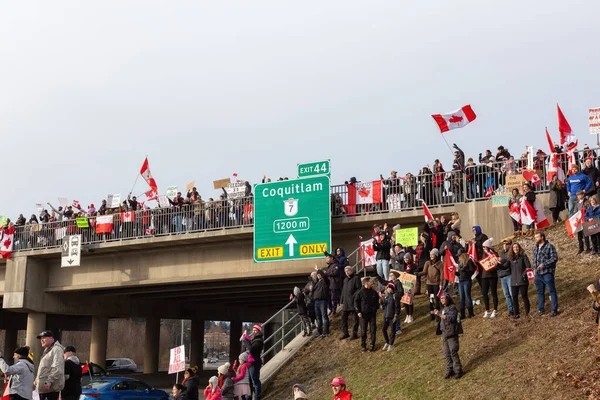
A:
[360,239,377,268]
[566,209,585,238]
[96,215,114,234]
[121,211,135,222]
[140,157,159,193]
[2,377,11,400]
[422,202,434,222]
[346,181,382,205]
[432,105,477,133]
[0,225,15,259]
[443,250,457,283]
[509,201,521,224]
[520,198,550,229]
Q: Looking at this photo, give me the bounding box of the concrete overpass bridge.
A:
[0,194,543,373]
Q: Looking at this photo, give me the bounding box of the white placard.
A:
[590,108,600,136]
[168,345,186,374]
[107,194,121,208]
[225,181,246,199]
[166,186,178,200]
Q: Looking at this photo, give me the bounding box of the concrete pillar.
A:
[90,316,108,368]
[143,317,160,374]
[229,320,242,363]
[3,328,18,360]
[25,312,46,370]
[190,318,204,370]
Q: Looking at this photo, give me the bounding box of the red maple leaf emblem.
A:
[364,245,375,257]
[448,115,463,123]
[358,187,371,198]
[3,237,11,249]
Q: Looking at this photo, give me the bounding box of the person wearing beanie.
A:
[312,269,330,338]
[231,352,251,399]
[292,286,312,337]
[380,282,400,351]
[339,265,361,340]
[203,376,222,400]
[401,253,417,323]
[434,293,463,380]
[480,238,499,319]
[182,368,200,400]
[291,383,308,399]
[0,346,35,400]
[61,346,82,400]
[420,248,443,321]
[246,324,264,399]
[330,376,352,400]
[217,363,234,400]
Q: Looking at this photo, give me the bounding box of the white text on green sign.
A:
[297,160,331,178]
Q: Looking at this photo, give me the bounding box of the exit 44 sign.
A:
[253,176,331,263]
[297,159,330,178]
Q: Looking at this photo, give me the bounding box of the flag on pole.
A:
[565,209,585,238]
[346,181,383,206]
[0,225,15,259]
[422,202,434,223]
[557,104,577,146]
[431,105,477,133]
[140,157,159,193]
[443,250,457,283]
[468,243,478,262]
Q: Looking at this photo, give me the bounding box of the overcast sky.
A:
[1,0,599,219]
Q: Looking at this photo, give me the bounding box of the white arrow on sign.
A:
[285,234,298,257]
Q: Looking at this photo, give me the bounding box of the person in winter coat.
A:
[434,293,463,380]
[420,249,443,321]
[457,251,476,318]
[401,253,417,323]
[173,384,189,400]
[312,269,330,337]
[582,158,600,196]
[508,189,523,236]
[380,282,401,351]
[373,231,392,288]
[507,242,531,318]
[35,330,65,400]
[533,232,559,317]
[480,239,499,319]
[325,253,342,315]
[0,346,35,400]
[247,324,263,399]
[567,164,593,216]
[292,286,312,336]
[576,191,592,254]
[217,363,235,400]
[61,346,82,400]
[330,377,352,400]
[354,277,380,352]
[549,175,567,223]
[521,183,537,236]
[304,272,318,328]
[334,248,349,268]
[496,239,515,317]
[231,352,251,400]
[391,244,405,270]
[470,226,489,261]
[291,383,307,400]
[182,368,200,400]
[339,266,361,340]
[204,376,222,400]
[585,195,600,254]
[449,213,462,237]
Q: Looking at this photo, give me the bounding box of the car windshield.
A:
[106,360,117,367]
[84,381,112,391]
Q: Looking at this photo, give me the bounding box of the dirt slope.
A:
[264,224,600,400]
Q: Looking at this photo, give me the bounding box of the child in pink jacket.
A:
[204,376,222,400]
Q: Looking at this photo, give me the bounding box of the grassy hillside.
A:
[264,224,600,400]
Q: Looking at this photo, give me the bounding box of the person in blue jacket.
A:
[567,164,593,216]
[585,195,600,255]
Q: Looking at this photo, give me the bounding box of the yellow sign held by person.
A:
[76,218,89,228]
[395,227,418,247]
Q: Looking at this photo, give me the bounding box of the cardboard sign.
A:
[213,178,231,190]
[166,186,178,200]
[186,181,195,192]
[583,220,600,237]
[76,218,89,228]
[395,227,418,247]
[590,107,600,136]
[400,272,417,305]
[225,181,247,199]
[158,195,170,208]
[386,193,402,212]
[491,194,511,208]
[505,174,526,192]
[36,203,44,212]
[168,345,186,374]
[479,253,500,272]
[107,194,121,209]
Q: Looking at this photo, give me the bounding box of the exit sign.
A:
[297,159,330,178]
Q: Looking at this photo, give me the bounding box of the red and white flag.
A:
[468,243,478,262]
[360,239,376,268]
[443,250,457,283]
[557,104,577,147]
[140,157,159,194]
[431,105,477,133]
[145,190,158,201]
[0,225,15,259]
[346,181,382,205]
[566,209,585,238]
[545,128,565,183]
[121,211,135,223]
[72,200,81,209]
[422,202,434,223]
[509,201,521,224]
[2,376,11,400]
[144,227,155,235]
[485,185,494,198]
[95,215,114,234]
[520,198,550,229]
[523,170,542,186]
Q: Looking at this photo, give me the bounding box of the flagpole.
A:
[439,133,457,160]
[129,155,146,196]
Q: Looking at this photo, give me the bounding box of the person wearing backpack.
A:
[434,292,463,380]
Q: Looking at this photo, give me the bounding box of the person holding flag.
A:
[0,346,34,400]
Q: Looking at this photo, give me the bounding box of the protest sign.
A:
[186,181,195,192]
[0,215,6,226]
[58,197,69,208]
[158,195,170,208]
[505,174,526,192]
[213,178,231,190]
[386,194,402,212]
[583,220,600,237]
[395,227,418,247]
[225,181,246,199]
[107,194,121,208]
[36,203,43,212]
[479,253,500,272]
[166,186,178,200]
[590,108,600,136]
[76,218,89,228]
[491,194,511,208]
[400,272,417,305]
[168,345,186,374]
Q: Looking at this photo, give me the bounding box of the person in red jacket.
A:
[330,376,352,400]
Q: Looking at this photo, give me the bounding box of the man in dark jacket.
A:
[325,253,342,316]
[470,226,488,260]
[339,266,362,340]
[582,158,600,196]
[354,278,380,352]
[380,282,401,351]
[62,346,82,400]
[434,293,463,380]
[373,232,392,288]
[293,287,312,337]
[496,239,514,316]
[304,272,318,328]
[312,269,330,337]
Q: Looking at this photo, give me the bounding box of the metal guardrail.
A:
[10,148,598,252]
[261,300,302,361]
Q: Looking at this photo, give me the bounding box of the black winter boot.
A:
[468,307,475,318]
[460,308,466,320]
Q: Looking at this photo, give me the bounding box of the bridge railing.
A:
[261,300,302,362]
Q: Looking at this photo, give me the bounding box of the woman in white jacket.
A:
[0,346,35,400]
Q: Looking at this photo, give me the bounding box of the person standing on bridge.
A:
[35,330,65,400]
[312,269,330,338]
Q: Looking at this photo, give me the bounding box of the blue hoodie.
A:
[567,172,593,195]
[334,247,349,268]
[473,226,482,236]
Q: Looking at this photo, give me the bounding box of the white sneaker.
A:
[407,316,414,323]
[382,344,389,351]
[404,315,409,323]
[490,310,498,318]
[483,311,491,318]
[387,344,394,351]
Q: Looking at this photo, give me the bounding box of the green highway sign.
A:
[254,175,331,263]
[297,159,331,178]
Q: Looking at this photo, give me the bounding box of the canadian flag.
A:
[520,198,550,229]
[523,170,542,186]
[0,225,15,259]
[557,104,577,147]
[468,243,478,262]
[2,376,11,400]
[566,209,585,238]
[96,215,114,234]
[144,227,155,235]
[509,201,521,224]
[82,364,90,375]
[422,202,434,223]
[360,239,377,268]
[432,105,477,133]
[545,128,566,183]
[140,157,159,194]
[121,212,135,222]
[145,190,158,201]
[346,181,382,205]
[443,250,457,283]
[72,200,81,209]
